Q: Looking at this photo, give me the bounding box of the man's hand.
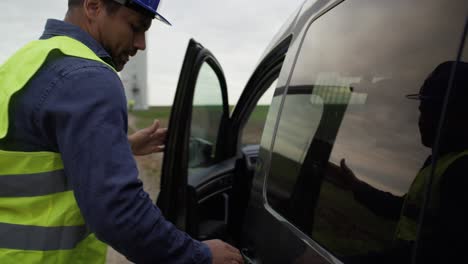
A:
[203,239,244,264]
[128,119,167,156]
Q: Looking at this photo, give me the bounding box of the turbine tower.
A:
[121,47,148,110]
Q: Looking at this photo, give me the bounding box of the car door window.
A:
[189,62,224,168]
[265,0,467,262]
[241,79,277,146]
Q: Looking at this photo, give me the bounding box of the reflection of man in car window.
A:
[341,61,468,263]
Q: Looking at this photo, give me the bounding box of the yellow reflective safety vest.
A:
[0,36,116,263]
[395,150,468,242]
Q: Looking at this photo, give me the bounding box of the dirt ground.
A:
[106,114,164,263]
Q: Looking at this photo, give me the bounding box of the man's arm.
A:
[38,64,211,263]
[340,159,404,219]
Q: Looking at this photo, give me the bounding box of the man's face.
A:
[95,5,152,71]
[418,100,441,148]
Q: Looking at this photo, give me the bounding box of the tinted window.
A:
[251,88,284,193]
[266,0,467,261]
[242,79,277,146]
[189,62,224,168]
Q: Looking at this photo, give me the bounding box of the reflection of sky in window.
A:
[330,112,429,195]
[291,0,466,86]
[260,95,283,151]
[271,84,428,196]
[193,63,223,106]
[273,94,323,164]
[274,0,465,195]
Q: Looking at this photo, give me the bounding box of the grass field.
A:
[128,105,270,199]
[130,106,172,131]
[130,105,270,144]
[130,105,270,129]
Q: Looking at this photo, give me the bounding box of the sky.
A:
[0,0,304,105]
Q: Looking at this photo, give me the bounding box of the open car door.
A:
[157,37,294,262]
[156,39,233,238]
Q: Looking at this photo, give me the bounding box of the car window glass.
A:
[189,62,224,168]
[265,0,467,261]
[251,87,284,195]
[242,79,277,146]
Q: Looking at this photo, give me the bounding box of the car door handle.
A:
[241,248,258,264]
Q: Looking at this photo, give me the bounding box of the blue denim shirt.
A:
[1,19,211,264]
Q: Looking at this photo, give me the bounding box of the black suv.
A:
[156,0,468,263]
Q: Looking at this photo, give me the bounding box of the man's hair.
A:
[68,0,121,14]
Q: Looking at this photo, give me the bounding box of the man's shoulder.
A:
[25,52,125,114]
[43,53,117,81]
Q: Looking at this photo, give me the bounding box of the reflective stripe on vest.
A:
[395,151,468,241]
[0,36,115,263]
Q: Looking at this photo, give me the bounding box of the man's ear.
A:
[82,0,104,21]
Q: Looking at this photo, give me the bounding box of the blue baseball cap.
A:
[113,0,171,25]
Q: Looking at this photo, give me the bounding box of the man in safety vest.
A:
[340,61,468,263]
[0,0,243,263]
